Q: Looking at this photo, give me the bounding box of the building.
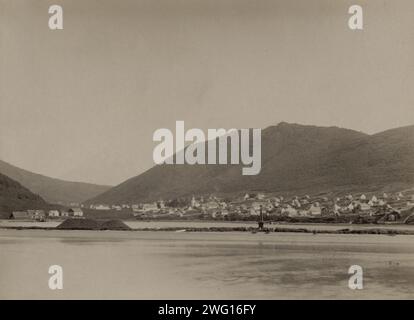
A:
[143,203,159,212]
[204,201,220,210]
[158,200,165,209]
[27,210,36,218]
[48,210,60,217]
[308,204,322,216]
[383,211,401,222]
[68,208,83,217]
[190,196,200,208]
[10,210,45,220]
[61,211,69,217]
[94,204,111,210]
[10,211,30,220]
[281,206,298,217]
[134,202,160,213]
[256,193,265,200]
[29,210,46,221]
[359,203,371,211]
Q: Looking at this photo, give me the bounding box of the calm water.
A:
[0,229,413,299]
[2,219,414,231]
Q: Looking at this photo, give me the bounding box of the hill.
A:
[0,173,49,217]
[86,123,414,204]
[0,160,111,205]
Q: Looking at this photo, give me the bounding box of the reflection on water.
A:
[0,229,413,299]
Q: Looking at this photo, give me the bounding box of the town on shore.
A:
[7,189,414,225]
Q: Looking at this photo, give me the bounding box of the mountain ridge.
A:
[0,159,112,204]
[86,122,414,204]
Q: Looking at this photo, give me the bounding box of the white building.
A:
[292,199,301,208]
[48,210,60,217]
[359,203,371,211]
[142,203,159,212]
[191,196,200,208]
[308,204,321,216]
[69,208,83,217]
[94,204,111,210]
[281,206,298,217]
[204,201,219,210]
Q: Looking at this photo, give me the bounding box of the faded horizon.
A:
[1,0,414,185]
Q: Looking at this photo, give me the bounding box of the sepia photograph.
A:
[0,0,413,305]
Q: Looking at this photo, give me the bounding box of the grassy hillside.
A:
[0,160,111,204]
[0,173,49,218]
[86,123,414,204]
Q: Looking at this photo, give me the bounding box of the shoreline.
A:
[1,225,414,235]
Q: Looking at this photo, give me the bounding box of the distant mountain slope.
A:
[0,160,111,204]
[87,123,414,204]
[0,173,48,217]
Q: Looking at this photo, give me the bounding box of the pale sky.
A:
[0,0,413,185]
